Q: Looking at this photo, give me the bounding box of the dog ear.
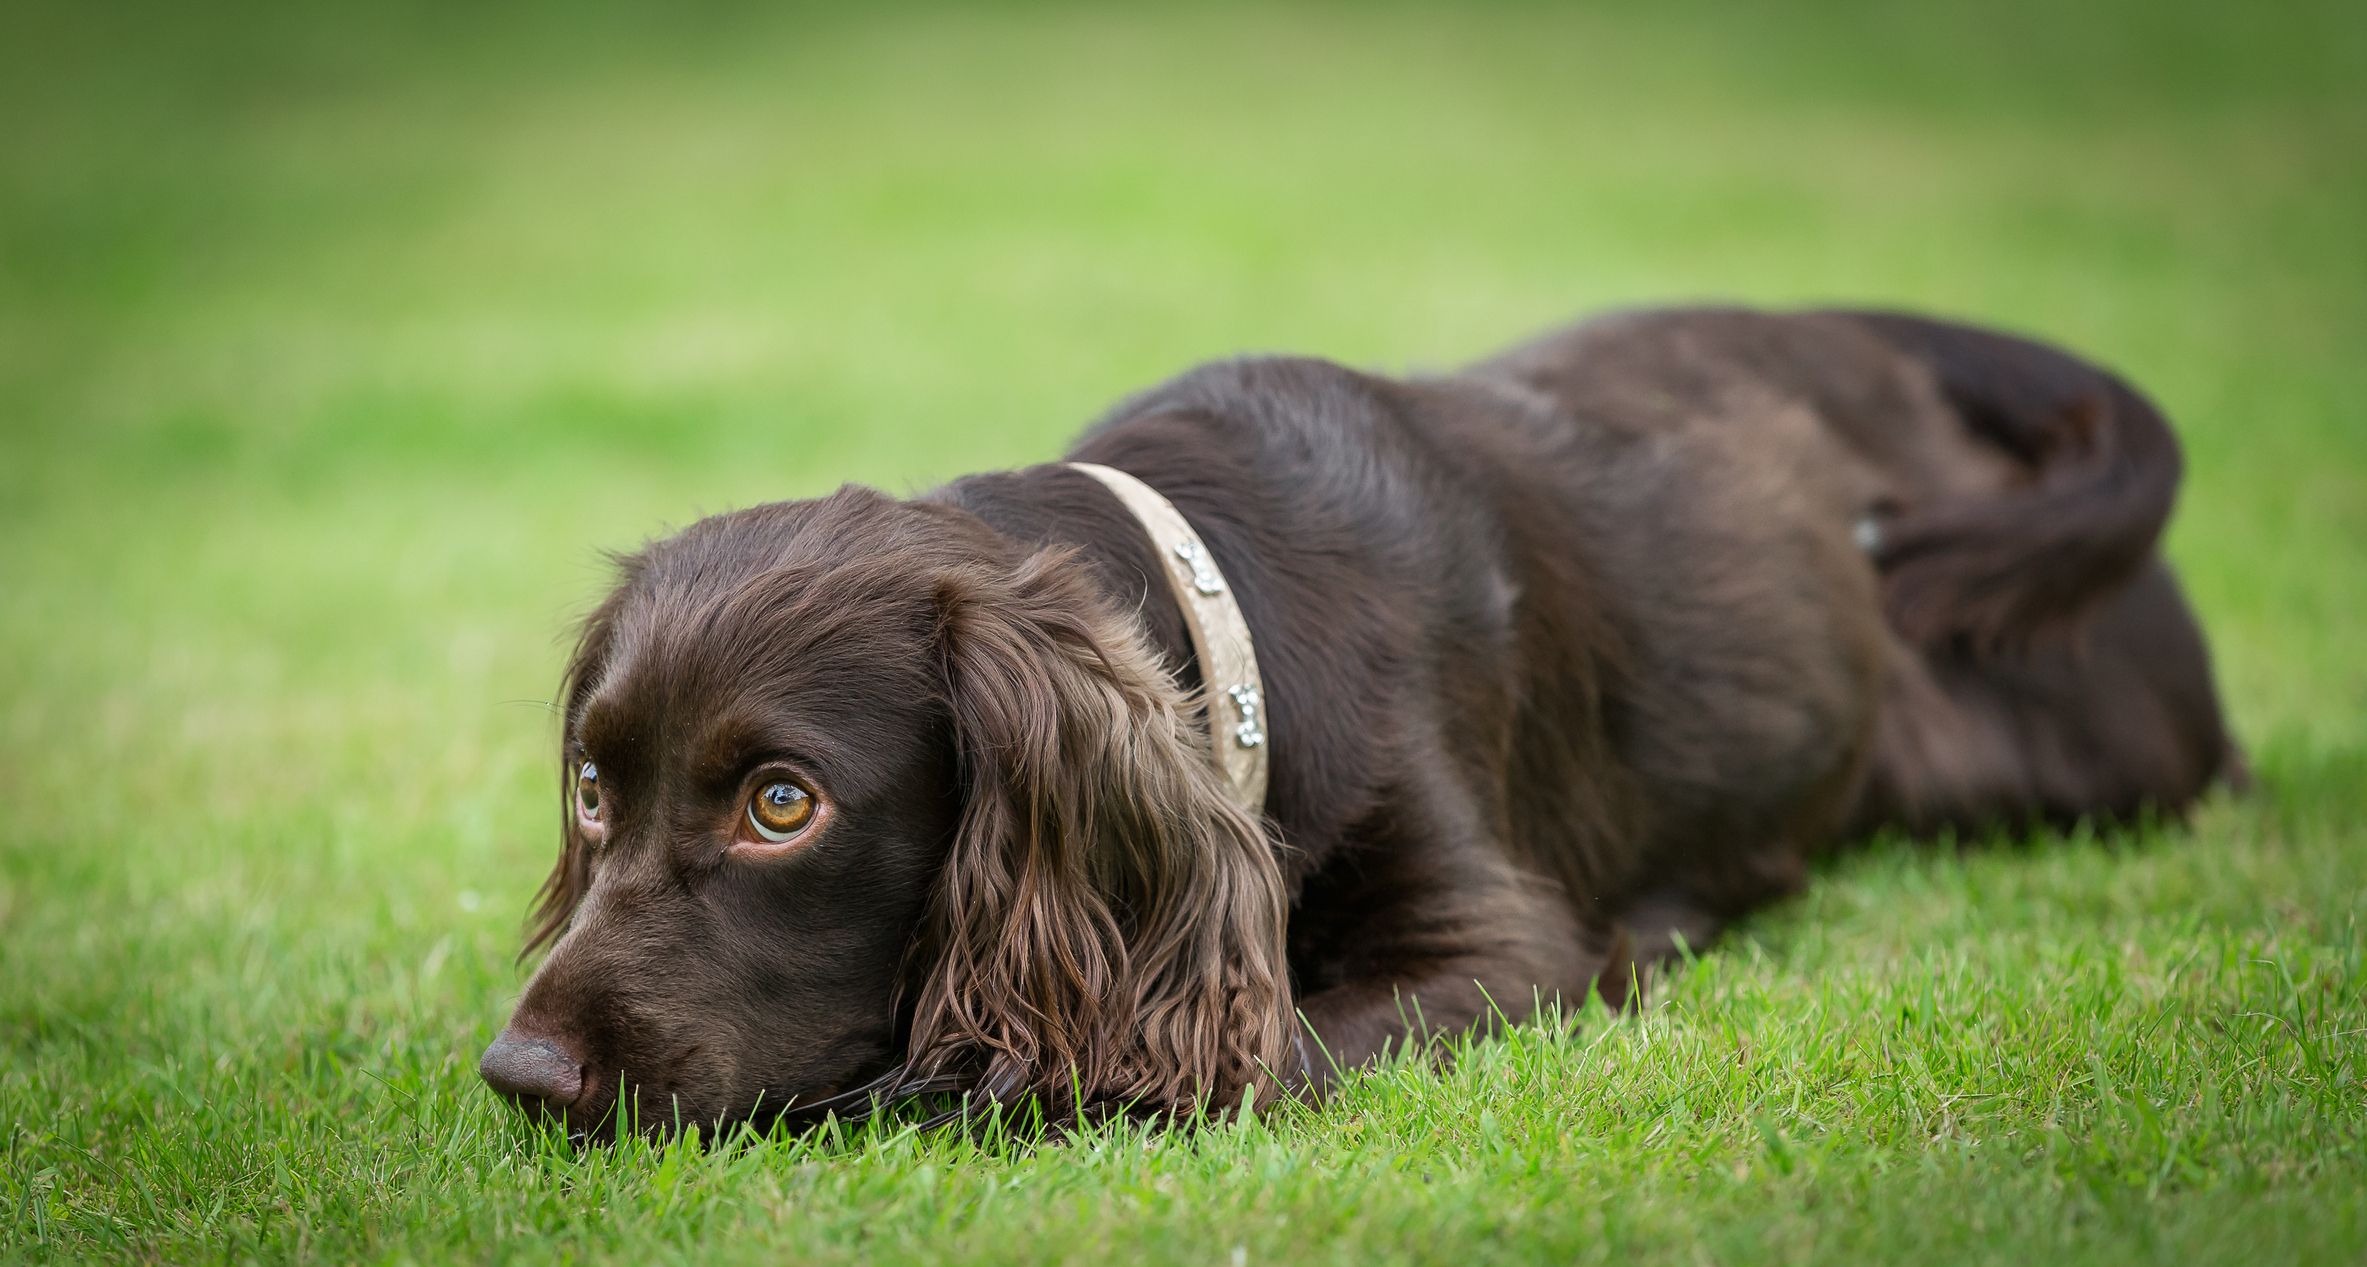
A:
[524,577,634,958]
[525,696,598,957]
[524,774,592,957]
[906,548,1295,1115]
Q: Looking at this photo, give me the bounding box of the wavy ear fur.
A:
[524,567,637,958]
[907,548,1295,1115]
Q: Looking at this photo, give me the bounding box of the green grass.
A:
[3,1,2363,1261]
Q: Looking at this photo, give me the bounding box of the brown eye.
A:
[576,762,602,820]
[746,780,814,842]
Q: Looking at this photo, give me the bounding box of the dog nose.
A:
[478,1031,586,1112]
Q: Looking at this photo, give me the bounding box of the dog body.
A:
[481,307,2237,1134]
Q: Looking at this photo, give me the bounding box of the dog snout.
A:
[478,1030,588,1114]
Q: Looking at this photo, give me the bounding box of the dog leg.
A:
[1282,766,1607,1094]
[1852,561,2239,837]
[1617,887,1729,965]
[1288,889,1612,1096]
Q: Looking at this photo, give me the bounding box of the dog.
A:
[478,306,2239,1138]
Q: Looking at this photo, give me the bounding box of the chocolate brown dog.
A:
[479,307,2238,1137]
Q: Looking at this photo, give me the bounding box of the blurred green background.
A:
[3,1,2362,1262]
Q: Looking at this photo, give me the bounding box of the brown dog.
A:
[479,306,2238,1138]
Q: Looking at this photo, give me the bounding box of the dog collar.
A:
[1067,462,1269,812]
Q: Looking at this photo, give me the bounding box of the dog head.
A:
[478,485,1292,1138]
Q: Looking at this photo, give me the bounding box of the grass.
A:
[2,0,2363,1261]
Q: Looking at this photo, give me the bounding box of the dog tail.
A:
[1829,310,2185,652]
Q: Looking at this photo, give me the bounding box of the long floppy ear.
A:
[906,548,1295,1115]
[523,656,600,956]
[523,571,635,958]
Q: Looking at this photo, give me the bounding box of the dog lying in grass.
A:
[479,306,2239,1139]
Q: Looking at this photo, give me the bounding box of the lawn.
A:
[2,0,2363,1262]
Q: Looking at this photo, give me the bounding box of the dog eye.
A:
[576,762,602,820]
[746,780,815,842]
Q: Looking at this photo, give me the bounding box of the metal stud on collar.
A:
[1068,461,1269,811]
[1173,538,1226,596]
[1227,683,1265,749]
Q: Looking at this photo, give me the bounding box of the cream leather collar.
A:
[1067,462,1269,812]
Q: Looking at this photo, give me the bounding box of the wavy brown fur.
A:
[523,582,628,958]
[903,549,1294,1113]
